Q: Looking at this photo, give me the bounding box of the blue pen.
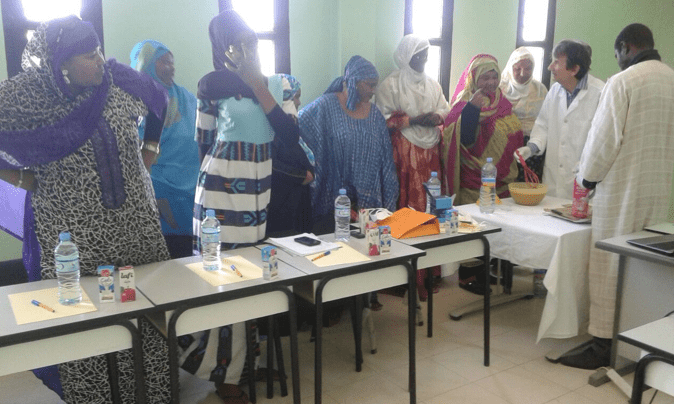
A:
[230,264,243,277]
[31,299,55,312]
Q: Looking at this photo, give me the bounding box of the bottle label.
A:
[482,178,496,188]
[429,187,441,197]
[202,232,220,244]
[335,207,350,218]
[56,258,79,273]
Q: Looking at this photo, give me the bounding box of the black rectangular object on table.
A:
[627,234,674,256]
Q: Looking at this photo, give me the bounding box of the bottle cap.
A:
[486,157,493,163]
[206,209,215,217]
[431,171,437,177]
[59,232,71,241]
[339,188,346,195]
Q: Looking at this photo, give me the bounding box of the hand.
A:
[224,42,264,88]
[469,89,488,108]
[514,146,532,163]
[424,113,444,127]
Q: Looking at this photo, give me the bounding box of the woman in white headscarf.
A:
[376,34,450,301]
[500,47,548,179]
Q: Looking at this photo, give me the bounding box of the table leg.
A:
[267,316,275,399]
[481,236,491,367]
[352,295,363,372]
[245,320,256,404]
[314,285,325,404]
[107,352,121,404]
[407,262,417,404]
[425,259,433,338]
[272,317,289,397]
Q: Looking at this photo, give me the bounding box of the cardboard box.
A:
[118,265,136,302]
[379,225,391,254]
[97,265,115,303]
[366,222,380,256]
[261,246,278,280]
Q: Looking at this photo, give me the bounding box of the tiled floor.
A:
[1,270,672,404]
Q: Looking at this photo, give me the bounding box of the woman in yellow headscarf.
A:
[442,54,524,205]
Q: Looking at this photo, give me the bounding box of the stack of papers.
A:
[266,233,341,256]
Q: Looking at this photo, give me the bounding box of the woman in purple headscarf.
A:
[299,55,399,233]
[0,16,171,403]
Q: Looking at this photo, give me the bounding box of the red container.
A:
[571,180,590,218]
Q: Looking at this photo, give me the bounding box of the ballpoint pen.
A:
[31,299,55,313]
[230,264,243,277]
[311,250,331,262]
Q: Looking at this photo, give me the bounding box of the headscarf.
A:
[277,73,315,167]
[375,34,449,149]
[450,53,501,108]
[499,47,548,137]
[130,40,200,236]
[325,55,379,111]
[197,10,258,101]
[280,73,301,102]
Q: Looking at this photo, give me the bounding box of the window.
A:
[1,0,103,77]
[516,0,556,88]
[219,0,290,76]
[404,0,454,100]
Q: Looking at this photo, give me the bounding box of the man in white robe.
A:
[515,40,604,199]
[560,23,674,369]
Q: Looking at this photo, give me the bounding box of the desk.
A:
[618,317,674,403]
[135,247,307,404]
[271,237,424,404]
[458,196,592,342]
[396,226,500,366]
[591,231,674,384]
[0,277,154,403]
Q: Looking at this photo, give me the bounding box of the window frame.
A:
[0,0,104,78]
[516,0,556,88]
[404,0,454,100]
[218,0,290,74]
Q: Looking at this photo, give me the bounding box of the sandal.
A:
[215,383,250,404]
[370,301,383,311]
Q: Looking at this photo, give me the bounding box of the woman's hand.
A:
[225,43,265,89]
[469,89,488,108]
[302,170,314,185]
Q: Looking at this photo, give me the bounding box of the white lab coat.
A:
[528,74,604,199]
[578,59,674,338]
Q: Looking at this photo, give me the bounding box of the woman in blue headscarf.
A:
[299,55,399,233]
[130,40,200,258]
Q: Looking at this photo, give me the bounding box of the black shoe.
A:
[459,281,492,296]
[558,337,611,369]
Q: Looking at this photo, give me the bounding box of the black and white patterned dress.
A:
[31,85,172,404]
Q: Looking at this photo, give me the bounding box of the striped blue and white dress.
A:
[194,75,284,249]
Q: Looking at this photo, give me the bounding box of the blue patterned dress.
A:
[299,93,399,221]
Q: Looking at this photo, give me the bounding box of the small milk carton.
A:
[118,265,136,302]
[447,209,459,235]
[366,222,380,256]
[379,225,391,254]
[261,246,279,280]
[358,209,369,234]
[97,265,115,303]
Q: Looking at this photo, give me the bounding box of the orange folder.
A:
[376,208,440,239]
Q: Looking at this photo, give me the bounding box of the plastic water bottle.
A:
[480,158,497,214]
[334,188,351,242]
[425,171,441,214]
[201,209,221,271]
[54,232,82,305]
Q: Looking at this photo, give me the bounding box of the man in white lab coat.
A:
[515,40,604,199]
[559,24,674,369]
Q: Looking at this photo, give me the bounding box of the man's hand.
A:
[469,89,488,108]
[514,146,532,163]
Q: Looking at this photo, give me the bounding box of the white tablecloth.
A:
[458,196,592,342]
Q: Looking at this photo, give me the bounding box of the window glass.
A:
[412,0,443,39]
[525,46,545,82]
[22,0,81,22]
[232,0,274,32]
[425,45,441,84]
[521,0,549,42]
[258,39,275,76]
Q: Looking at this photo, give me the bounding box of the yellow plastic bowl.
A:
[508,182,548,206]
